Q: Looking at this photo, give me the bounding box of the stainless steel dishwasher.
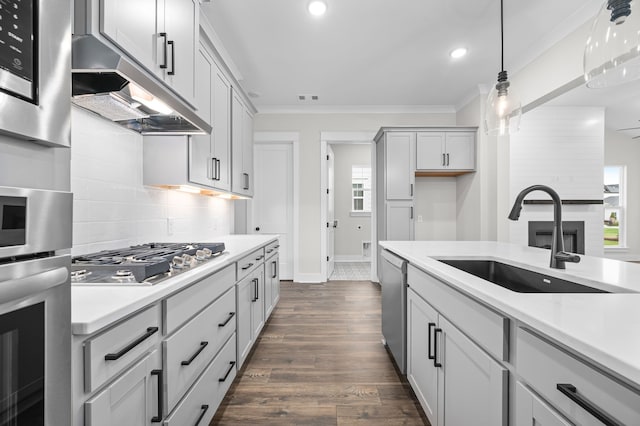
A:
[380,249,407,374]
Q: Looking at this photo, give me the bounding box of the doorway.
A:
[321,132,376,282]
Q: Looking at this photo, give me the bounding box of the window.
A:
[352,166,371,214]
[604,166,625,248]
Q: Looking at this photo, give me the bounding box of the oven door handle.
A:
[0,266,68,305]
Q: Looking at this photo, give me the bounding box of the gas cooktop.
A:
[70,242,226,285]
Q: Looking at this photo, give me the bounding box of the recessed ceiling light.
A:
[450,47,468,59]
[308,1,327,17]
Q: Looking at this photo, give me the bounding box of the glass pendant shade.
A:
[584,0,640,88]
[484,71,522,136]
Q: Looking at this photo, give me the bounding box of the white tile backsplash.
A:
[70,107,233,256]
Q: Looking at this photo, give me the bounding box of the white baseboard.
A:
[335,255,371,262]
[294,273,324,283]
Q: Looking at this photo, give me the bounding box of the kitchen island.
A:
[380,240,640,426]
[71,234,280,426]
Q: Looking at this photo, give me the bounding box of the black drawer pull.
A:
[252,278,259,302]
[427,322,436,360]
[219,361,236,382]
[556,384,621,426]
[433,328,442,368]
[181,341,208,366]
[274,245,280,249]
[104,327,158,361]
[271,261,277,279]
[151,369,163,423]
[266,249,274,254]
[241,263,254,270]
[194,404,209,426]
[159,33,168,69]
[255,255,264,261]
[167,40,175,75]
[218,312,235,327]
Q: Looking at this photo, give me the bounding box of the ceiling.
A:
[202,0,603,112]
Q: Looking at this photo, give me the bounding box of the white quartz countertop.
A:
[379,240,640,389]
[71,234,277,335]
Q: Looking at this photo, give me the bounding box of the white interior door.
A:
[327,145,335,278]
[250,143,293,280]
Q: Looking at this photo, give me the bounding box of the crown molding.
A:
[255,104,456,114]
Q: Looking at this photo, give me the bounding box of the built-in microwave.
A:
[0,0,70,147]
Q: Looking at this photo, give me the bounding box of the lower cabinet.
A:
[84,349,162,426]
[407,288,508,426]
[264,252,279,318]
[515,381,572,426]
[236,266,265,369]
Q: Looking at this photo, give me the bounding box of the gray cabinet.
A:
[265,251,280,318]
[416,131,475,171]
[385,201,414,240]
[384,132,415,200]
[231,90,254,196]
[189,43,231,191]
[515,382,572,426]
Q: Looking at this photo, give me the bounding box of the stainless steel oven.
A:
[0,186,72,426]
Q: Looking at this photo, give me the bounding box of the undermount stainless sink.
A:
[438,259,608,293]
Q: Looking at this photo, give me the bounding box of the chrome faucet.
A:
[508,185,581,269]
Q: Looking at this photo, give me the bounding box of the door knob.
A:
[255,227,260,231]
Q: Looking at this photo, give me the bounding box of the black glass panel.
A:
[0,197,26,247]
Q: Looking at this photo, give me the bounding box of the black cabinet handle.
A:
[272,261,277,279]
[266,248,273,253]
[216,159,221,180]
[218,312,235,327]
[251,278,259,302]
[194,405,209,426]
[241,263,254,271]
[159,33,168,69]
[181,341,208,366]
[556,384,621,426]
[255,255,264,261]
[410,206,414,220]
[218,361,236,382]
[446,153,450,166]
[104,327,158,361]
[427,322,436,360]
[442,153,446,166]
[243,173,249,190]
[167,40,175,75]
[274,245,280,249]
[150,369,163,423]
[433,328,442,368]
[210,157,216,180]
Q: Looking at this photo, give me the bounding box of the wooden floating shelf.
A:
[415,170,475,177]
[523,200,604,205]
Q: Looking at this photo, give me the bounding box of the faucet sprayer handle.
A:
[554,251,581,263]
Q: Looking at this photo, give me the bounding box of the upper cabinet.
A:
[231,90,254,197]
[416,131,475,172]
[100,0,198,105]
[384,132,416,200]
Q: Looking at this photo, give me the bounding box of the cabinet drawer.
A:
[84,305,161,393]
[265,240,279,258]
[236,248,265,281]
[164,287,236,411]
[517,327,640,426]
[407,264,508,361]
[164,334,237,426]
[164,264,235,334]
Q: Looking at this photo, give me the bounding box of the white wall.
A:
[509,106,604,257]
[70,107,234,255]
[604,128,640,261]
[414,177,457,240]
[253,112,456,276]
[332,144,371,261]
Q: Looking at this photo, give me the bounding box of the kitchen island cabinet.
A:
[380,240,640,426]
[71,235,280,426]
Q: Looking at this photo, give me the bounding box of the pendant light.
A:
[484,0,522,136]
[584,0,640,88]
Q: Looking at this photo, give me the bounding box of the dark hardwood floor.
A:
[211,281,429,425]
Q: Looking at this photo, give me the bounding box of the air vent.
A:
[297,94,319,102]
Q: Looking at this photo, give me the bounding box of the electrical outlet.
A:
[167,218,175,236]
[417,215,423,223]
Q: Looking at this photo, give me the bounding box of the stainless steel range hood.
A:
[72,35,211,135]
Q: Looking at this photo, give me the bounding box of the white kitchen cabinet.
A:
[236,267,264,369]
[265,252,280,317]
[515,382,572,426]
[384,132,415,200]
[100,0,197,105]
[231,90,254,196]
[251,268,266,339]
[189,43,231,191]
[85,349,162,426]
[416,131,475,171]
[386,201,414,240]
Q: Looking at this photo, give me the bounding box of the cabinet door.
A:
[270,254,280,309]
[236,276,253,369]
[386,201,414,240]
[438,316,508,426]
[231,91,245,194]
[101,0,158,75]
[243,108,255,196]
[445,132,475,170]
[188,44,213,187]
[85,349,162,426]
[263,264,274,319]
[515,382,572,426]
[416,132,445,170]
[251,269,265,339]
[212,63,231,191]
[385,132,415,199]
[163,0,197,105]
[407,290,439,426]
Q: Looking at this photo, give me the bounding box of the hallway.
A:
[212,281,428,425]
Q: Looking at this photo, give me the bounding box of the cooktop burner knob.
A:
[182,254,193,266]
[195,250,206,261]
[172,256,185,269]
[203,248,212,257]
[115,270,134,277]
